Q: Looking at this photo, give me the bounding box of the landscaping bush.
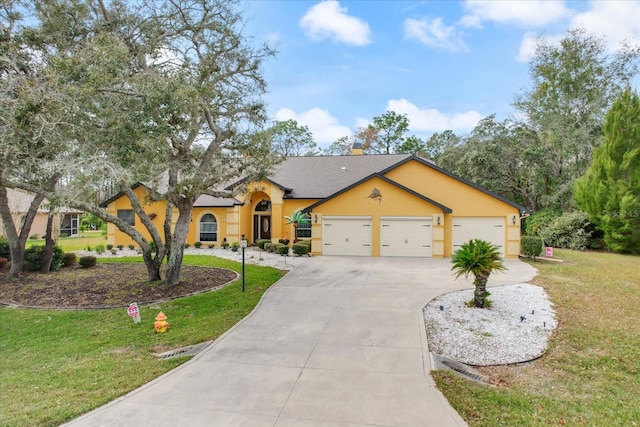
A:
[274,243,290,255]
[292,242,310,256]
[256,239,271,250]
[24,245,65,272]
[78,256,97,268]
[0,236,10,260]
[263,242,272,252]
[95,244,106,254]
[208,244,216,249]
[194,241,202,249]
[539,211,592,250]
[29,234,40,240]
[221,241,229,249]
[128,244,135,250]
[523,208,562,237]
[184,243,190,249]
[117,244,124,250]
[106,244,113,251]
[62,253,77,267]
[520,236,543,258]
[278,238,290,246]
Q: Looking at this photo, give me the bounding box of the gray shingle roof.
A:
[268,154,412,198]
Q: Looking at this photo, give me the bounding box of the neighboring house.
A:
[100,147,527,258]
[0,188,83,238]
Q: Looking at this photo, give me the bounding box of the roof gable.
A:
[303,173,452,213]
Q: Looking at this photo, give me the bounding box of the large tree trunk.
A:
[0,186,46,278]
[40,209,56,273]
[473,273,490,308]
[164,203,192,286]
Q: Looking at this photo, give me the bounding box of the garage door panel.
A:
[380,217,432,257]
[452,217,505,256]
[323,217,372,256]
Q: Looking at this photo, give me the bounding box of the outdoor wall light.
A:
[512,215,517,225]
[314,214,318,223]
[437,216,441,226]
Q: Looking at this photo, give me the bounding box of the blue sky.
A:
[243,0,640,149]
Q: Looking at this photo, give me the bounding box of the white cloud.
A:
[572,1,640,50]
[354,117,371,129]
[386,99,483,133]
[516,32,565,62]
[274,107,352,146]
[461,0,571,28]
[300,1,372,46]
[404,17,468,52]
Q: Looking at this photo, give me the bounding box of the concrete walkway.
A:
[65,257,537,427]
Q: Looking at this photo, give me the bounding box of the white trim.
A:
[322,216,372,221]
[379,216,432,221]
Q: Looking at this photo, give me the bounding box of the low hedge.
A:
[521,236,543,258]
[292,242,310,256]
[79,256,97,268]
[256,239,271,250]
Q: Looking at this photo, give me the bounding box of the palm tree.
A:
[451,239,506,308]
[284,210,310,242]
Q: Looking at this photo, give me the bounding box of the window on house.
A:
[199,214,217,242]
[297,221,311,239]
[117,209,135,226]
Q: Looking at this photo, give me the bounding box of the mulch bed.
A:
[0,263,238,309]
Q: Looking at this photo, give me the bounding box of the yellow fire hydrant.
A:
[153,311,169,333]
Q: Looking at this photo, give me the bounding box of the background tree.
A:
[269,119,317,156]
[514,27,639,210]
[365,111,409,154]
[323,135,353,155]
[425,130,461,162]
[575,89,640,253]
[397,135,426,157]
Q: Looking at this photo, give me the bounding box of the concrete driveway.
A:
[66,256,537,427]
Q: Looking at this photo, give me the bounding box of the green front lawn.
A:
[26,231,107,252]
[433,250,640,426]
[0,255,284,427]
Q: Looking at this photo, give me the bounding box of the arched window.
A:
[255,200,271,212]
[199,214,217,242]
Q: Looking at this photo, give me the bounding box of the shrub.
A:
[208,244,216,248]
[79,256,97,268]
[539,211,592,250]
[278,238,290,246]
[117,244,124,250]
[128,244,135,250]
[256,239,271,250]
[263,242,272,252]
[292,242,310,256]
[106,244,113,250]
[29,234,40,240]
[520,236,543,258]
[194,241,202,249]
[85,245,92,252]
[0,236,9,260]
[275,244,290,255]
[221,241,229,249]
[95,244,106,254]
[524,208,562,237]
[184,243,190,249]
[24,245,65,271]
[62,253,77,267]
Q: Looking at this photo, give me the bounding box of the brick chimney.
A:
[351,142,364,155]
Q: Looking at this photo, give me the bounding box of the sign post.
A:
[127,302,141,324]
[545,247,553,258]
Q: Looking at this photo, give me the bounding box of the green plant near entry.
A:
[284,210,310,242]
[451,239,506,308]
[292,242,310,256]
[95,244,106,254]
[128,244,135,250]
[221,241,229,249]
[63,253,77,267]
[117,244,124,250]
[256,239,271,250]
[0,255,284,426]
[520,236,543,259]
[434,249,640,426]
[194,241,202,249]
[230,241,240,251]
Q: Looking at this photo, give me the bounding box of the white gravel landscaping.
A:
[424,283,558,366]
[75,246,310,270]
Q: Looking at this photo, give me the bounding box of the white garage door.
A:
[380,217,433,257]
[322,216,372,256]
[452,217,505,255]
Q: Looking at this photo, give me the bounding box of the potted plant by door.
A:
[231,241,240,252]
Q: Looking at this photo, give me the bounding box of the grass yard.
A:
[0,255,284,427]
[26,231,107,252]
[433,250,640,426]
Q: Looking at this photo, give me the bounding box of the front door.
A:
[254,215,271,240]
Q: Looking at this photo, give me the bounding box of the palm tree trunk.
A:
[473,273,490,308]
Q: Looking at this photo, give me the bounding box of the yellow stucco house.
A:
[101,151,528,258]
